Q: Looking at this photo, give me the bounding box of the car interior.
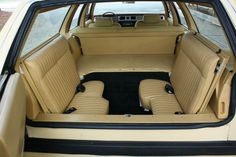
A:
[15,1,236,124]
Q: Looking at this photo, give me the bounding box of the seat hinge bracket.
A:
[165,84,175,94]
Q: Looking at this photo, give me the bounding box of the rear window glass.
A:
[70,5,84,30]
[21,6,70,56]
[94,1,165,15]
[186,3,229,49]
[174,2,187,27]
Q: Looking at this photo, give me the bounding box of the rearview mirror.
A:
[122,1,135,4]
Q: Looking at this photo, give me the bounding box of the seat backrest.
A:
[170,33,219,114]
[88,17,121,28]
[23,36,80,113]
[135,15,168,27]
[75,26,184,55]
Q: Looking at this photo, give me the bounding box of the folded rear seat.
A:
[22,36,109,115]
[139,33,221,114]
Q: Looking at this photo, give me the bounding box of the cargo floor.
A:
[82,72,170,115]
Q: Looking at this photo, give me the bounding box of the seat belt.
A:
[174,33,184,55]
[198,52,230,113]
[19,63,50,113]
[76,83,86,93]
[72,35,83,55]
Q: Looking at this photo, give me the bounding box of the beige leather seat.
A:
[139,33,219,114]
[88,17,121,28]
[22,36,109,114]
[135,15,168,27]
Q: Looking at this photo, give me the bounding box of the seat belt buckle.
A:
[175,111,184,115]
[63,107,77,114]
[165,84,174,94]
[76,84,86,93]
[215,62,221,73]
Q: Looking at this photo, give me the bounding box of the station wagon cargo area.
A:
[17,0,235,125]
[0,0,236,156]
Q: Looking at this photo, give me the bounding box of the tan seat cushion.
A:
[151,97,182,115]
[139,79,190,115]
[149,80,182,114]
[23,36,109,114]
[139,33,219,114]
[23,37,80,113]
[79,81,104,97]
[139,79,183,114]
[69,95,109,115]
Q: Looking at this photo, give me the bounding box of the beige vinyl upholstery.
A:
[135,15,168,27]
[77,54,174,76]
[88,17,121,28]
[0,74,26,157]
[139,79,181,112]
[139,33,220,114]
[74,26,184,55]
[69,96,109,115]
[151,95,182,115]
[22,36,109,114]
[77,81,104,97]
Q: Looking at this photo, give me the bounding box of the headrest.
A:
[143,15,161,23]
[94,17,113,27]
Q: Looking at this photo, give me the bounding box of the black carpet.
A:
[82,72,170,115]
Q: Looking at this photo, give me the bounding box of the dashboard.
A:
[116,15,143,27]
[95,14,165,27]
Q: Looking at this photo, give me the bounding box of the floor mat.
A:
[82,72,170,115]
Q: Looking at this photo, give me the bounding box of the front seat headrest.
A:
[92,17,114,27]
[143,15,161,23]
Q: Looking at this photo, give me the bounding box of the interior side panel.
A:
[0,73,26,157]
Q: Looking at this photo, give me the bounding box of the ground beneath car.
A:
[82,72,170,115]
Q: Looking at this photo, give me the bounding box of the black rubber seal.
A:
[24,138,236,156]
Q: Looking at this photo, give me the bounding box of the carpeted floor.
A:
[82,72,170,115]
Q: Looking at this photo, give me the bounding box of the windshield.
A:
[94,1,165,15]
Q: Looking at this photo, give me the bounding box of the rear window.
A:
[186,3,229,49]
[70,5,84,30]
[21,6,70,56]
[94,1,165,15]
[174,2,187,27]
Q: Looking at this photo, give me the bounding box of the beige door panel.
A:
[0,73,26,157]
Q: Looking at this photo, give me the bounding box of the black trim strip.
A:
[0,74,10,100]
[24,138,236,156]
